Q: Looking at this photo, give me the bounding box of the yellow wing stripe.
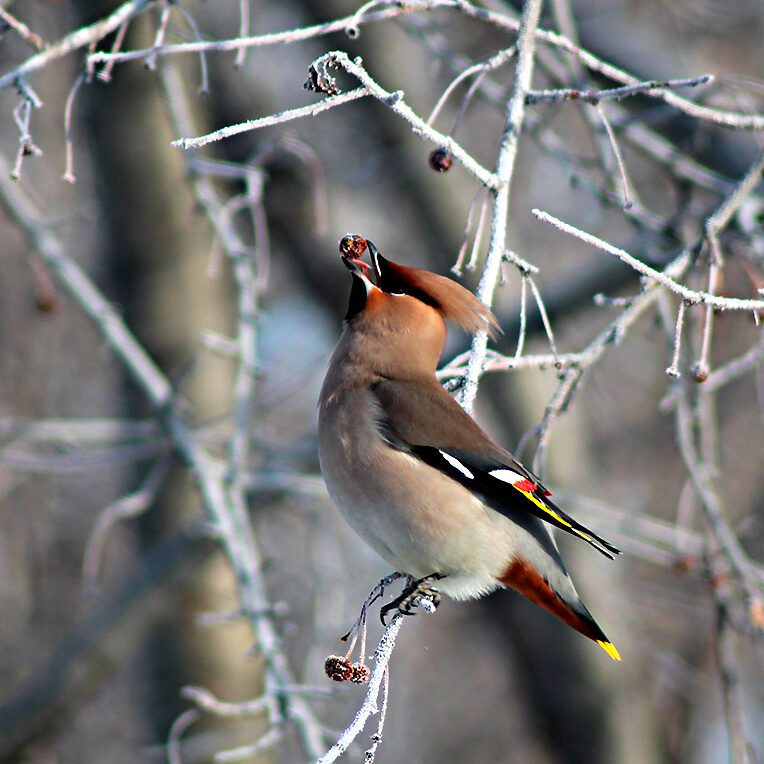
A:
[598,640,622,661]
[514,486,594,544]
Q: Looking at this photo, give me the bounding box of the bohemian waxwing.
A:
[318,235,620,660]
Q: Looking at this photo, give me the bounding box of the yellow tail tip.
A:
[598,640,622,661]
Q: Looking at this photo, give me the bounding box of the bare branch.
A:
[216,726,283,763]
[666,299,688,378]
[533,209,764,311]
[459,0,544,413]
[0,0,155,92]
[715,607,756,764]
[96,20,129,82]
[85,3,441,68]
[234,0,250,69]
[674,381,761,616]
[0,7,46,51]
[61,73,84,183]
[173,88,371,149]
[167,708,203,764]
[427,45,516,127]
[82,455,173,588]
[526,74,713,105]
[527,275,560,361]
[704,336,764,392]
[596,102,635,209]
[460,2,764,129]
[705,148,764,265]
[0,154,327,760]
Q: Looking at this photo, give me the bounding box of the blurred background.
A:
[0,1,762,762]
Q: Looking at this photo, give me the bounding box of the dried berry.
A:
[692,364,709,383]
[304,61,340,96]
[750,599,764,629]
[350,662,371,684]
[674,554,697,573]
[35,294,59,314]
[428,147,453,173]
[710,571,729,592]
[339,234,368,259]
[325,655,354,682]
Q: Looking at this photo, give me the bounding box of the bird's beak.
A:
[341,252,372,281]
[365,240,384,285]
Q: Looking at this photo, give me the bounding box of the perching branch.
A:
[317,613,406,764]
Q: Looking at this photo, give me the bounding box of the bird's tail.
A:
[499,558,621,661]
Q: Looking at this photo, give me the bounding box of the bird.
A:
[318,234,621,660]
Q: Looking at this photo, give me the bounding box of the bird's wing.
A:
[371,377,620,559]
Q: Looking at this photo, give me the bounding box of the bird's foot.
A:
[341,572,408,642]
[380,573,446,625]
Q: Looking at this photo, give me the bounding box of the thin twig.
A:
[467,189,490,270]
[365,666,390,763]
[503,248,539,276]
[666,299,688,378]
[82,455,173,587]
[459,2,764,130]
[596,103,635,209]
[167,708,202,764]
[528,276,560,361]
[10,105,33,180]
[182,685,273,717]
[525,75,713,105]
[706,148,764,252]
[234,0,250,69]
[514,274,528,361]
[426,45,515,127]
[170,0,209,94]
[62,73,85,183]
[216,726,283,763]
[97,20,129,82]
[143,4,171,72]
[0,7,47,51]
[84,3,440,68]
[715,601,755,762]
[695,264,719,380]
[704,336,764,392]
[451,188,486,276]
[674,380,761,614]
[172,88,371,149]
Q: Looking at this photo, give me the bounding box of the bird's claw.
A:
[379,573,445,624]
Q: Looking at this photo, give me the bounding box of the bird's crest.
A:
[339,234,500,339]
